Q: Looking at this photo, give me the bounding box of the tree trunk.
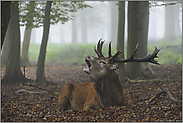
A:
[164,1,177,41]
[21,28,32,66]
[174,3,181,39]
[81,11,87,43]
[72,17,77,43]
[1,24,10,66]
[116,1,126,82]
[21,1,35,67]
[110,1,118,46]
[126,1,149,79]
[36,1,52,83]
[60,24,64,43]
[138,2,149,58]
[2,2,25,85]
[1,1,11,48]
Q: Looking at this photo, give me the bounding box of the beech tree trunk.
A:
[164,2,176,41]
[36,1,52,83]
[116,1,126,82]
[2,2,25,85]
[1,24,10,66]
[126,1,149,79]
[164,2,181,41]
[1,1,11,48]
[81,11,87,43]
[21,28,32,66]
[21,1,35,67]
[72,16,77,43]
[110,1,118,46]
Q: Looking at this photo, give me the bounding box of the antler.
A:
[109,43,161,65]
[108,41,112,57]
[94,38,105,58]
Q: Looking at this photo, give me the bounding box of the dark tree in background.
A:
[1,1,11,48]
[116,1,126,82]
[126,1,149,79]
[2,2,26,84]
[36,1,52,83]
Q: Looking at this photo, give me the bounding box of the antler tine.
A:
[99,41,105,57]
[109,48,123,62]
[110,43,139,62]
[97,38,105,57]
[97,38,102,54]
[128,43,139,60]
[113,44,161,65]
[94,38,105,58]
[94,45,100,57]
[148,46,161,64]
[108,41,112,57]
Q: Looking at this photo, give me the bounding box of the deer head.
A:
[83,38,161,81]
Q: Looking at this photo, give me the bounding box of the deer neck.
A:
[93,71,123,107]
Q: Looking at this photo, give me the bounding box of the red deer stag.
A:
[57,39,161,111]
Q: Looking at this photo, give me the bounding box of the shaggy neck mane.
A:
[93,71,124,107]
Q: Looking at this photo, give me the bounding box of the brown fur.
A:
[57,71,127,111]
[57,82,103,111]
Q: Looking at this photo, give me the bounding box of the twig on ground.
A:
[15,89,48,94]
[148,91,164,103]
[22,83,55,94]
[164,88,181,102]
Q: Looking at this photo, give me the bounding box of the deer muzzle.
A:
[83,56,92,73]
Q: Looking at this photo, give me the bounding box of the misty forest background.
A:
[1,1,182,84]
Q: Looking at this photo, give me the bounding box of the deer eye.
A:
[99,61,106,64]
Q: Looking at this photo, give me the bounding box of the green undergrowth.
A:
[28,39,182,65]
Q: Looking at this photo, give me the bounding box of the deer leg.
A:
[57,83,74,111]
[83,99,103,111]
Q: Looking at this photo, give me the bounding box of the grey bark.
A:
[110,1,118,46]
[2,2,25,84]
[72,16,77,43]
[21,28,32,66]
[1,1,11,48]
[81,11,87,43]
[116,1,126,82]
[1,24,10,66]
[126,1,149,79]
[21,1,35,67]
[164,2,181,41]
[36,1,52,83]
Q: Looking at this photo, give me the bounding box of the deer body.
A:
[57,82,102,111]
[57,39,160,111]
[57,70,127,111]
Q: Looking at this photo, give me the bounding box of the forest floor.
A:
[1,61,182,122]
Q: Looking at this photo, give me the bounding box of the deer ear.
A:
[109,63,119,71]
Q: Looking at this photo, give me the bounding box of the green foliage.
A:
[148,39,182,64]
[28,43,116,65]
[46,43,116,65]
[19,1,92,28]
[29,43,40,61]
[28,40,182,65]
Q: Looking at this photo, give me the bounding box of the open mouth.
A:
[83,56,92,73]
[85,59,91,69]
